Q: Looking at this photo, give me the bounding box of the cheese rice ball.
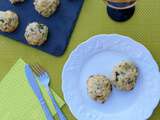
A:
[24,22,48,46]
[10,0,24,4]
[112,61,138,91]
[34,0,60,17]
[87,75,112,103]
[0,10,19,32]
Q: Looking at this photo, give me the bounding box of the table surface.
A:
[0,0,160,120]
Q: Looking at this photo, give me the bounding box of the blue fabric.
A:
[0,0,83,56]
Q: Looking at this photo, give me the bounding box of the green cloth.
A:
[0,59,65,120]
[0,0,160,119]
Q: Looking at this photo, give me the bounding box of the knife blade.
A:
[25,64,54,120]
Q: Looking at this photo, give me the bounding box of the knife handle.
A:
[40,98,54,120]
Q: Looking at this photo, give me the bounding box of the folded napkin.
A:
[0,59,65,120]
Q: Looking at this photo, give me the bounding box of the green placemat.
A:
[0,59,65,120]
[0,0,160,119]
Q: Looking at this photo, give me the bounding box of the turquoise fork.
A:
[31,64,67,120]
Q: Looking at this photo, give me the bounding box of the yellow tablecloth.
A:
[0,0,160,119]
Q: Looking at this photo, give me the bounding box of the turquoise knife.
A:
[25,64,54,120]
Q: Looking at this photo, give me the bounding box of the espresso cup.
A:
[104,0,136,22]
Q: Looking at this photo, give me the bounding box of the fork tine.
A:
[32,64,46,76]
[36,64,46,73]
[35,64,45,75]
[31,64,42,76]
[31,65,39,75]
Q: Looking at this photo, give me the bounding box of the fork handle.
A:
[46,87,67,120]
[40,99,54,120]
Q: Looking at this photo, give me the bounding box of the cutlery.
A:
[31,64,67,120]
[25,64,54,120]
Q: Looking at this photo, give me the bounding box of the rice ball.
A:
[87,75,112,103]
[24,22,48,46]
[34,0,60,17]
[112,61,138,91]
[0,10,19,32]
[10,0,24,4]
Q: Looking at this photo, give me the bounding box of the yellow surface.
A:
[0,0,160,119]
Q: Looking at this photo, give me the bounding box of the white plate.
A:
[62,34,160,120]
